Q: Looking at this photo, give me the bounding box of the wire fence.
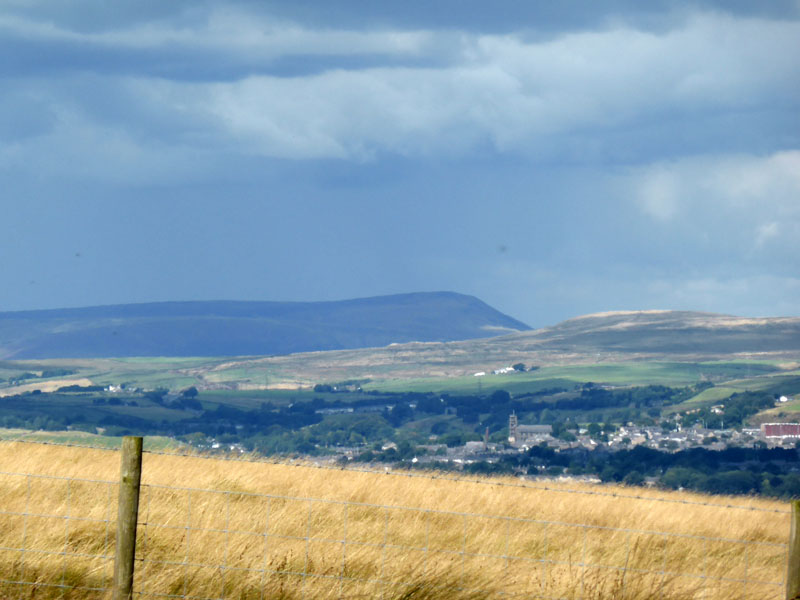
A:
[2,436,789,515]
[0,441,793,599]
[0,471,117,598]
[130,483,789,600]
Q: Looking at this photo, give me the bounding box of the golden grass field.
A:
[0,441,791,599]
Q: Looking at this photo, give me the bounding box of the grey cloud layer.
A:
[186,14,798,161]
[6,0,799,34]
[3,11,798,170]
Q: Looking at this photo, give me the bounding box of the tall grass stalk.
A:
[0,442,789,599]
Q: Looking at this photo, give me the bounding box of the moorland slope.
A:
[2,309,798,392]
[515,310,800,354]
[194,310,800,387]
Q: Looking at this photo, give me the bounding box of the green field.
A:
[0,428,182,450]
[0,390,193,424]
[664,386,738,414]
[365,361,786,395]
[1,355,794,399]
[760,397,800,416]
[366,374,576,394]
[2,357,798,439]
[664,370,800,414]
[1,357,798,456]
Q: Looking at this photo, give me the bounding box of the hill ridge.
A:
[0,292,530,359]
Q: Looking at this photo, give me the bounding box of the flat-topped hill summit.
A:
[0,292,530,359]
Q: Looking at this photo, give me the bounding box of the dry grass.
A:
[0,441,790,599]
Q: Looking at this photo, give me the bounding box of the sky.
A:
[1,0,799,327]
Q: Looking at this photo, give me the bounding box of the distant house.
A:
[314,407,354,415]
[464,441,486,453]
[492,367,514,375]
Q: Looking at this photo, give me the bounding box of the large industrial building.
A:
[508,413,553,446]
[761,423,800,438]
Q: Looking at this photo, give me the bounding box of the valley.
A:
[2,307,800,499]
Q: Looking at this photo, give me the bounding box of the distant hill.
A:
[500,310,800,355]
[191,309,800,386]
[0,292,531,359]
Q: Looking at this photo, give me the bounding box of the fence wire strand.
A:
[126,481,788,599]
[1,437,790,514]
[0,439,793,600]
[0,471,117,598]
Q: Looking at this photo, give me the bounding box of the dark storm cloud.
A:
[0,23,452,81]
[252,0,800,34]
[4,0,799,81]
[9,0,798,32]
[8,11,795,168]
[187,0,800,33]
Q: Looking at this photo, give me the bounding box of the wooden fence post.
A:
[788,500,800,600]
[112,436,143,600]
